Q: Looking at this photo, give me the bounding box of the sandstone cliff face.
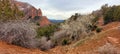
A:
[37,8,42,16]
[40,16,51,27]
[14,1,42,18]
[10,0,51,26]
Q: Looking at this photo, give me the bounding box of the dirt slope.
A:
[0,41,47,54]
[67,27,120,54]
[102,22,120,31]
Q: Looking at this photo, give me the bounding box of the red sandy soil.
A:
[0,41,48,54]
[102,22,120,31]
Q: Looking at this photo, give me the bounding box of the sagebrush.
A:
[0,20,57,50]
[0,20,37,48]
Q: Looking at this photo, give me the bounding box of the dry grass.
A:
[97,43,120,54]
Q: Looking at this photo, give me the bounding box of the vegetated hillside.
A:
[0,11,99,54]
[0,22,119,54]
[92,4,120,25]
[46,22,120,54]
[67,22,120,54]
[47,4,120,54]
[0,1,120,54]
[51,13,96,46]
[0,0,54,51]
[44,4,120,54]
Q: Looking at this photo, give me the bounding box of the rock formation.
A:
[10,0,51,27]
[40,16,51,27]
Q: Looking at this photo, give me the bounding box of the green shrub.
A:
[101,4,120,24]
[36,25,58,38]
[92,16,99,24]
[36,22,40,26]
[62,39,68,45]
[89,25,98,31]
[96,27,102,33]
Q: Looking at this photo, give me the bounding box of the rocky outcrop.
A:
[13,1,42,19]
[37,8,42,16]
[40,16,51,27]
[10,0,51,26]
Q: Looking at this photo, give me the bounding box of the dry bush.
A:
[60,14,95,43]
[0,20,56,50]
[0,20,37,48]
[97,43,120,54]
[37,36,54,50]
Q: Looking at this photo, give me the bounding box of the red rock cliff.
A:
[10,0,51,26]
[13,1,40,18]
[40,16,51,27]
[37,8,42,16]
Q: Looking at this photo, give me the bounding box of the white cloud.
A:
[17,0,120,20]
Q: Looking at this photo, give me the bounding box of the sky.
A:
[17,0,120,20]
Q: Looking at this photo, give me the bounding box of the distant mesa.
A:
[49,19,64,23]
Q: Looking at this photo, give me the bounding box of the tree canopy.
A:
[102,4,120,24]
